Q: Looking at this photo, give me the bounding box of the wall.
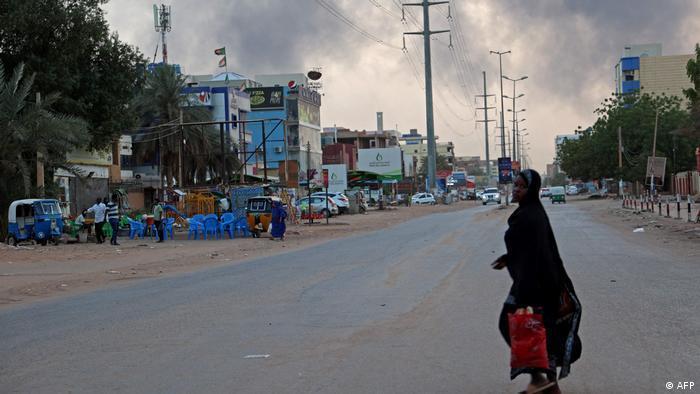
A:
[640,54,694,103]
[69,178,108,216]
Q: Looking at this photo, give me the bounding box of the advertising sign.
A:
[298,100,321,128]
[322,164,348,193]
[645,156,667,184]
[246,87,284,110]
[358,148,402,180]
[498,157,512,184]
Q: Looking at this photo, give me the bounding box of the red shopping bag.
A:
[508,308,549,369]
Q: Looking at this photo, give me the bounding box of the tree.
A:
[418,154,452,176]
[558,92,695,186]
[132,65,240,186]
[0,0,147,150]
[0,62,88,238]
[682,43,700,139]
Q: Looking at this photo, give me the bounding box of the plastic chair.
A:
[219,213,236,239]
[203,217,220,240]
[164,218,175,240]
[205,213,219,221]
[187,219,204,240]
[234,217,251,238]
[127,218,145,239]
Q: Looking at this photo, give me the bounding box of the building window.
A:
[370,140,376,148]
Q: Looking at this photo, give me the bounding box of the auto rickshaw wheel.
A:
[39,239,48,246]
[6,235,17,246]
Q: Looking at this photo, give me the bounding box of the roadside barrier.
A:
[666,202,671,218]
[676,201,681,220]
[659,202,662,216]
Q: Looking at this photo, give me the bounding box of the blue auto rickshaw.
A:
[6,199,64,245]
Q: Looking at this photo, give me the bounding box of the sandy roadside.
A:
[559,195,700,260]
[3,197,695,308]
[0,201,483,307]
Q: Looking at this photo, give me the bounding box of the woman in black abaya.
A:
[492,169,582,394]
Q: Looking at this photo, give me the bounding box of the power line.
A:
[369,0,402,19]
[315,0,402,49]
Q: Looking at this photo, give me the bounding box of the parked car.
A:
[411,193,436,205]
[550,186,566,203]
[311,192,349,213]
[297,196,339,217]
[540,187,552,198]
[475,189,484,200]
[481,187,501,205]
[566,185,579,195]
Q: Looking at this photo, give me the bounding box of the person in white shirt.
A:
[87,198,107,244]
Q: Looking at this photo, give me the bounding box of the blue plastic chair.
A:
[234,217,251,238]
[127,218,145,239]
[219,213,235,239]
[187,218,204,240]
[203,217,220,240]
[164,218,175,240]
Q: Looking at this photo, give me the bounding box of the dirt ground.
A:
[2,197,697,308]
[572,196,700,260]
[0,201,482,307]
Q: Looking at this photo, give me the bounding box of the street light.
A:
[490,50,511,159]
[503,75,527,161]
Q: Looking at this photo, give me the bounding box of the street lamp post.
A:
[507,109,526,164]
[503,75,527,162]
[490,50,510,159]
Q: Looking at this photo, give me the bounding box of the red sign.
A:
[436,169,452,178]
[322,169,329,188]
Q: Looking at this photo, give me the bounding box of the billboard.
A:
[246,87,284,110]
[358,148,402,180]
[498,157,512,184]
[322,164,348,193]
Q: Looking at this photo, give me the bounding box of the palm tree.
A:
[0,62,88,237]
[132,65,240,187]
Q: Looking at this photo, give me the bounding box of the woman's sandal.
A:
[518,381,557,394]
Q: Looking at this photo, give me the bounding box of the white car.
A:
[481,187,502,205]
[411,193,436,205]
[566,186,579,195]
[311,192,349,213]
[297,196,339,217]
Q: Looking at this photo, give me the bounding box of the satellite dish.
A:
[307,70,322,80]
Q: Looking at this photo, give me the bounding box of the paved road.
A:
[1,202,698,393]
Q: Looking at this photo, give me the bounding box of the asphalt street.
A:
[1,202,698,393]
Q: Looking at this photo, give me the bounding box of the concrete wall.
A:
[69,178,108,216]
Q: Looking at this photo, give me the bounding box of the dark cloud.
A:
[103,0,700,170]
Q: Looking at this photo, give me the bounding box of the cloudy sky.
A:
[102,0,700,172]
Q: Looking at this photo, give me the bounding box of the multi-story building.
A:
[243,73,323,186]
[614,43,693,102]
[182,72,254,176]
[399,129,454,172]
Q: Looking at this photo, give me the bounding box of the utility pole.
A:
[219,123,227,185]
[650,108,659,196]
[475,71,495,184]
[36,92,45,197]
[153,4,172,64]
[307,141,312,224]
[403,0,449,192]
[489,50,510,158]
[178,108,183,187]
